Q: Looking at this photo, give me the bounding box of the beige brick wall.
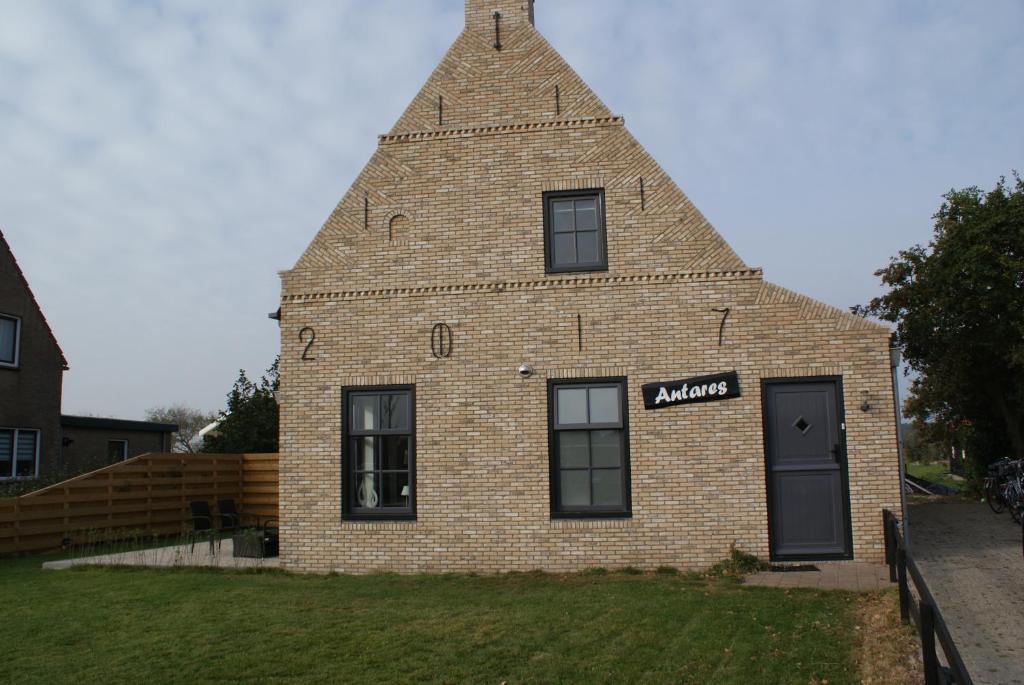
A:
[276,3,901,574]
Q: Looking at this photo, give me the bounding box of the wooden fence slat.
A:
[0,500,192,523]
[241,453,278,528]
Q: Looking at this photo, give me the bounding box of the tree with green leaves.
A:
[858,174,1024,473]
[145,404,217,453]
[203,357,280,454]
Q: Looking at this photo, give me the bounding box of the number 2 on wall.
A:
[299,327,316,360]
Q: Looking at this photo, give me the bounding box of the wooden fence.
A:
[240,453,279,521]
[0,452,278,555]
[883,509,973,685]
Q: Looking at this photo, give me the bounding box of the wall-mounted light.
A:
[860,391,872,413]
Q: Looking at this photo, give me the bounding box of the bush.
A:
[706,545,769,577]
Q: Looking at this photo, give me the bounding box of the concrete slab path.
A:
[744,561,891,592]
[42,538,280,571]
[910,499,1024,685]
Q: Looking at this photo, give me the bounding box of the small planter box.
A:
[232,530,279,559]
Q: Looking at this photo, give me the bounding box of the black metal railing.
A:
[883,509,973,685]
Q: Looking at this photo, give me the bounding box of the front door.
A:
[763,379,851,559]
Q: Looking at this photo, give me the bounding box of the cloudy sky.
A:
[1,0,1021,419]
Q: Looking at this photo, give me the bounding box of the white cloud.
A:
[0,0,1021,417]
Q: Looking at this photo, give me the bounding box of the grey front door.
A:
[763,379,851,559]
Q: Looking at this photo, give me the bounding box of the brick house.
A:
[0,231,176,481]
[277,0,901,574]
[0,231,67,481]
[59,415,175,476]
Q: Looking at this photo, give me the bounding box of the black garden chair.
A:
[217,499,279,559]
[187,500,220,555]
[216,498,277,533]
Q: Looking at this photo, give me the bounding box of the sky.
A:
[1,0,1021,419]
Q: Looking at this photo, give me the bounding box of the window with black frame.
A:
[343,387,415,520]
[107,440,128,461]
[549,379,630,517]
[0,428,39,479]
[0,314,20,368]
[543,189,608,273]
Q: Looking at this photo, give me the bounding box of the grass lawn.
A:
[906,461,964,491]
[0,553,870,685]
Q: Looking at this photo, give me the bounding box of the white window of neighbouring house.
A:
[548,379,631,518]
[0,314,20,368]
[342,387,415,521]
[0,428,40,479]
[107,440,129,461]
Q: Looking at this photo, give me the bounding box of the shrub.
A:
[706,545,769,577]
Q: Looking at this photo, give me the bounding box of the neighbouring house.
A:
[276,0,901,574]
[0,230,178,482]
[0,232,67,481]
[59,415,176,475]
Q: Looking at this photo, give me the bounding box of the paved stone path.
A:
[910,499,1024,685]
[744,561,891,591]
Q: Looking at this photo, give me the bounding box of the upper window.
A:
[343,387,415,520]
[0,428,39,479]
[0,315,20,368]
[549,379,630,518]
[543,189,608,273]
[108,440,129,461]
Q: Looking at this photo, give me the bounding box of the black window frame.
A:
[0,314,21,369]
[547,377,631,519]
[543,189,609,274]
[341,385,416,522]
[0,427,40,480]
[107,439,129,461]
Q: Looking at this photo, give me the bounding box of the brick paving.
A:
[910,499,1024,685]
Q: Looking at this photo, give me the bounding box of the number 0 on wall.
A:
[431,323,453,359]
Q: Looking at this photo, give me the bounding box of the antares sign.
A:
[642,371,741,410]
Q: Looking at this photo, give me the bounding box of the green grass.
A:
[906,462,964,491]
[0,552,862,684]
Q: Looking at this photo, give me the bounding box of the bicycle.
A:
[984,458,1015,514]
[1005,462,1024,524]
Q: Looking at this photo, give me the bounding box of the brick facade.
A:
[277,0,901,574]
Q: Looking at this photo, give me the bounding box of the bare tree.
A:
[145,404,218,453]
